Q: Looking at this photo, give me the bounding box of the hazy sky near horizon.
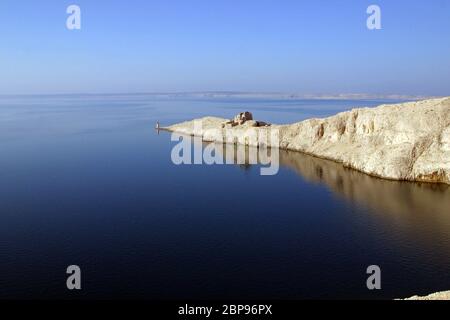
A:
[0,0,449,95]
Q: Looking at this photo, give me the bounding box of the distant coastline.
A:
[0,91,437,101]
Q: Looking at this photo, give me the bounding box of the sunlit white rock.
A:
[165,98,450,184]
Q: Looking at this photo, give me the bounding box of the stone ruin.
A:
[222,111,270,128]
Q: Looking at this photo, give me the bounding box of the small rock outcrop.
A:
[165,98,450,184]
[234,111,253,125]
[222,111,270,128]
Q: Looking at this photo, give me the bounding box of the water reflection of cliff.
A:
[279,149,450,220]
[210,142,450,227]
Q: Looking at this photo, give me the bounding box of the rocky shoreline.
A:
[164,97,450,184]
[401,290,450,300]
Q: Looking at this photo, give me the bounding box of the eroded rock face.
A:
[165,97,450,184]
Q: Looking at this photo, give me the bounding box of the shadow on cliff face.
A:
[207,142,450,230]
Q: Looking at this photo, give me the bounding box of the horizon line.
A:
[0,91,439,100]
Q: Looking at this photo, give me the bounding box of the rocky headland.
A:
[164,97,450,184]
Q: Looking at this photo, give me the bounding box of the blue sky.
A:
[0,0,449,95]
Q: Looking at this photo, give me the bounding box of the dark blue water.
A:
[1,94,449,299]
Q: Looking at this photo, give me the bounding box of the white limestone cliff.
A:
[165,97,450,184]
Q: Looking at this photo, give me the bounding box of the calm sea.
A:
[0,94,449,299]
